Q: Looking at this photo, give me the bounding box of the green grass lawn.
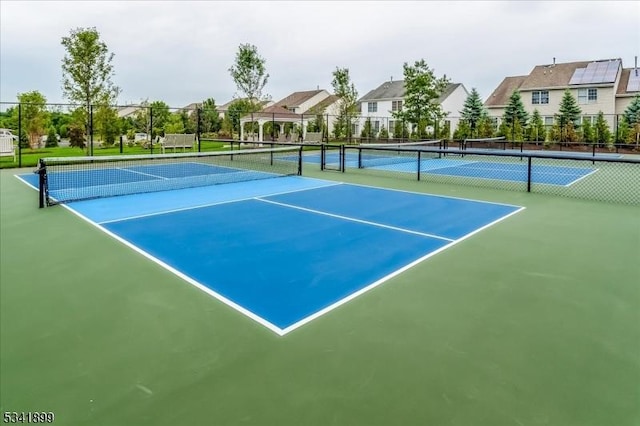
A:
[0,140,229,169]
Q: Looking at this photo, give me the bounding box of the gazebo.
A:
[239,105,311,142]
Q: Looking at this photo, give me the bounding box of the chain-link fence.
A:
[338,144,640,205]
[2,101,639,171]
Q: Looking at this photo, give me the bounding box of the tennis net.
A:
[37,146,302,206]
[463,136,507,150]
[356,140,444,168]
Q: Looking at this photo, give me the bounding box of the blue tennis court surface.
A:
[311,152,596,186]
[18,173,524,335]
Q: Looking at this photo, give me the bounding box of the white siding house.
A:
[357,80,469,138]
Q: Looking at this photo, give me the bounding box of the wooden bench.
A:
[0,136,16,161]
[160,134,195,153]
[305,132,322,143]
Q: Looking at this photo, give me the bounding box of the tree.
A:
[149,101,170,138]
[393,59,450,139]
[164,113,185,134]
[502,90,529,141]
[623,95,640,125]
[200,98,221,134]
[227,99,254,138]
[581,119,594,143]
[593,111,612,146]
[331,67,359,139]
[453,120,471,140]
[17,91,49,149]
[615,118,630,144]
[556,89,581,142]
[460,88,484,137]
[528,109,546,142]
[477,110,496,138]
[61,27,120,136]
[94,101,120,146]
[45,126,59,148]
[228,43,269,110]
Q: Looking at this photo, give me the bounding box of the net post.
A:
[341,144,345,172]
[18,103,22,168]
[527,156,532,192]
[36,159,46,208]
[298,147,303,175]
[320,144,325,171]
[358,147,362,168]
[417,150,421,181]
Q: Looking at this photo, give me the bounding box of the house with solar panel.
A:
[356,79,469,139]
[485,58,640,129]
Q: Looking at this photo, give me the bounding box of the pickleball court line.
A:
[255,197,455,242]
[97,181,344,224]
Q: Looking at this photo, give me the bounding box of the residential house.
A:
[357,79,469,138]
[217,98,275,119]
[485,58,640,129]
[117,104,144,119]
[240,90,341,142]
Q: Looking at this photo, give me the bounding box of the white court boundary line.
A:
[256,197,454,242]
[14,173,525,337]
[98,181,343,224]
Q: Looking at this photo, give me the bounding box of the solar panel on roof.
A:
[569,59,620,85]
[627,69,640,92]
[569,68,585,85]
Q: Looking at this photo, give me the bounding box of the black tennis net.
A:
[36,146,302,207]
[356,140,444,169]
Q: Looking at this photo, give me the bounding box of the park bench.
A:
[0,136,16,161]
[160,134,195,154]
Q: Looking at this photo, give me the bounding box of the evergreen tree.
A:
[615,118,629,143]
[594,111,612,146]
[460,88,484,137]
[528,109,546,142]
[45,126,59,148]
[556,89,581,142]
[453,120,471,140]
[502,90,529,141]
[581,119,594,143]
[623,95,640,125]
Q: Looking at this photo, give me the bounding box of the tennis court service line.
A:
[97,181,344,225]
[563,168,599,187]
[116,166,170,180]
[255,197,455,242]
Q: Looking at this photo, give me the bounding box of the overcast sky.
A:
[1,1,639,109]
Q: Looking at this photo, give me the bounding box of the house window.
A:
[582,115,595,125]
[373,121,380,133]
[391,100,403,112]
[532,91,549,105]
[351,123,359,135]
[544,116,554,127]
[368,102,377,113]
[578,88,597,104]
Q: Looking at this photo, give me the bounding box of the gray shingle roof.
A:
[358,81,462,103]
[273,90,325,109]
[484,76,527,107]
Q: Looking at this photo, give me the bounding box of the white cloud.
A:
[1,0,639,107]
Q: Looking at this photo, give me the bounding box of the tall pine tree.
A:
[556,89,581,142]
[528,109,546,142]
[623,95,640,125]
[502,90,528,141]
[594,111,612,146]
[460,88,484,137]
